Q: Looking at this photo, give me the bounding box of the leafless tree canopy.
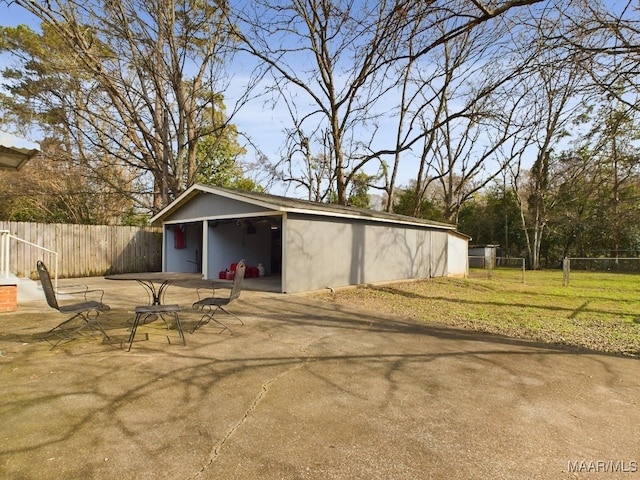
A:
[5,0,240,213]
[231,0,548,206]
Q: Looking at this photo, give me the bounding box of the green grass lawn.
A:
[317,269,640,357]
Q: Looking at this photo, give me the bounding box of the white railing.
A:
[0,230,59,290]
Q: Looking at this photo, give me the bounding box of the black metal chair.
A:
[191,259,246,334]
[36,260,111,349]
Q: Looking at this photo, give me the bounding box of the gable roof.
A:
[151,183,466,234]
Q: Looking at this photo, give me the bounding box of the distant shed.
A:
[468,245,500,268]
[150,184,470,293]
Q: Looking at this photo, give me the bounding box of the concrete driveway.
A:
[0,276,638,479]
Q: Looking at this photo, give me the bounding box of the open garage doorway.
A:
[205,215,282,292]
[164,217,282,292]
[165,222,203,273]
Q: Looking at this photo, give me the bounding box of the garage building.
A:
[151,184,469,293]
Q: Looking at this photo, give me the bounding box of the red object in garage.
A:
[174,225,186,249]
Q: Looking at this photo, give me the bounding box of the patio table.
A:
[105,272,204,305]
[105,272,211,350]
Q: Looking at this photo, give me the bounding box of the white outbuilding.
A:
[151,184,469,293]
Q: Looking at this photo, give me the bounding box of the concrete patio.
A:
[0,276,638,479]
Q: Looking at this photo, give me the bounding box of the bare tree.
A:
[3,0,242,212]
[507,5,589,269]
[395,15,534,223]
[560,0,640,112]
[233,0,546,205]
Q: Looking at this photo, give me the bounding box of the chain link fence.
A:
[562,257,640,286]
[468,256,526,283]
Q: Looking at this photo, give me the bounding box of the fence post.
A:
[521,258,525,284]
[487,251,493,279]
[563,257,570,286]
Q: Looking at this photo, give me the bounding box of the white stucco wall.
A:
[447,232,469,277]
[283,214,452,293]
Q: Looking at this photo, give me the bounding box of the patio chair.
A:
[191,259,245,334]
[36,260,111,349]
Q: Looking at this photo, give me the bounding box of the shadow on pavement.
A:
[0,276,638,479]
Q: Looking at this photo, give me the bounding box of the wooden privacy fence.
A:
[0,221,162,279]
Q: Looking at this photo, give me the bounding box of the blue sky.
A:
[0,2,32,26]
